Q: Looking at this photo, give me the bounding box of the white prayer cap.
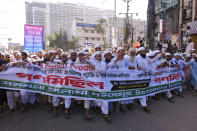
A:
[117,47,124,51]
[38,50,44,53]
[165,53,171,56]
[161,59,167,63]
[174,53,179,56]
[104,50,112,55]
[138,47,145,52]
[93,51,102,56]
[57,48,63,51]
[186,54,191,58]
[78,50,85,55]
[84,52,89,55]
[95,44,101,48]
[192,53,197,57]
[192,49,196,51]
[178,53,183,56]
[154,50,160,54]
[183,53,187,55]
[5,53,11,57]
[21,50,29,56]
[83,48,89,52]
[147,52,155,57]
[31,55,37,58]
[0,52,5,56]
[14,51,20,54]
[61,52,68,56]
[70,50,77,54]
[48,50,55,54]
[129,47,136,53]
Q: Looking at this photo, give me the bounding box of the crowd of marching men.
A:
[0,44,197,123]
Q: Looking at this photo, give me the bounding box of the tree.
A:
[96,18,108,48]
[48,29,78,51]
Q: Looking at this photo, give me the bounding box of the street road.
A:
[0,88,197,131]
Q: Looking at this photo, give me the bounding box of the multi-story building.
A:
[153,0,179,42]
[25,2,115,48]
[72,18,104,48]
[108,16,147,47]
[132,19,147,41]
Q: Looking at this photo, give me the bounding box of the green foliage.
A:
[48,29,78,51]
[96,18,108,49]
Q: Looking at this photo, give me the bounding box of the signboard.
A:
[24,24,44,52]
[76,23,96,28]
[187,21,197,34]
[155,0,178,14]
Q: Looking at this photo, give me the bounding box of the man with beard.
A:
[59,53,72,119]
[124,48,139,110]
[136,47,161,113]
[12,50,36,112]
[74,51,93,119]
[108,47,130,112]
[68,51,77,64]
[95,44,102,52]
[186,54,197,91]
[1,53,19,112]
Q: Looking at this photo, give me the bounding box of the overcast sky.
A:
[0,0,148,45]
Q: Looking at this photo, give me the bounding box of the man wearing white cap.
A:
[162,40,168,52]
[108,47,125,69]
[136,47,162,112]
[185,37,194,54]
[75,51,93,119]
[95,44,102,52]
[136,47,161,74]
[183,54,192,90]
[186,54,197,91]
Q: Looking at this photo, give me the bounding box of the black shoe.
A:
[20,104,26,112]
[0,107,4,113]
[104,116,112,123]
[126,104,133,111]
[9,109,14,113]
[48,104,53,112]
[53,111,59,118]
[177,93,184,98]
[64,109,70,119]
[84,114,92,119]
[143,106,150,113]
[152,96,159,101]
[119,107,125,112]
[168,98,175,103]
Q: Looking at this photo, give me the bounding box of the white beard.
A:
[129,56,136,63]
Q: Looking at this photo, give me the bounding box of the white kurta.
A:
[185,42,194,54]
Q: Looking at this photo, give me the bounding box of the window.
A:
[84,29,88,33]
[97,37,100,41]
[96,30,100,33]
[91,37,95,40]
[91,30,95,33]
[85,37,89,40]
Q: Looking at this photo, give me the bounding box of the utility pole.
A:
[114,0,117,47]
[125,0,130,46]
[119,0,138,46]
[179,0,184,47]
[119,0,131,46]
